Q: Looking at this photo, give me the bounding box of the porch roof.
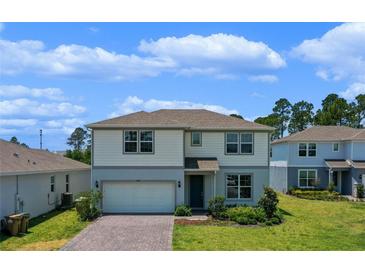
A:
[184,157,220,172]
[325,159,351,170]
[350,160,365,169]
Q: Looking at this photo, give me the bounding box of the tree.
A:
[255,114,281,140]
[353,94,365,128]
[230,114,244,119]
[272,98,292,138]
[288,100,314,134]
[67,127,87,151]
[10,136,20,144]
[314,94,353,126]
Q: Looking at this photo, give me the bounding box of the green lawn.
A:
[173,193,365,250]
[0,208,89,251]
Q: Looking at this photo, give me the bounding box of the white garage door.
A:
[102,181,176,213]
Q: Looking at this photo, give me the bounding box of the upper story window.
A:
[226,133,239,154]
[226,132,254,155]
[333,143,339,152]
[298,143,316,157]
[50,176,55,192]
[124,130,154,154]
[191,132,202,146]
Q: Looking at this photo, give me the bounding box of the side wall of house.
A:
[269,165,288,193]
[352,142,365,161]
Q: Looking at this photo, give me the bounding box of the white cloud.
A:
[0,98,86,117]
[0,119,38,127]
[45,118,85,134]
[339,83,365,100]
[248,74,278,83]
[250,92,266,98]
[88,27,99,33]
[291,23,365,82]
[110,96,239,117]
[0,85,65,101]
[0,33,284,81]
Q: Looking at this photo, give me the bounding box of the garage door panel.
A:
[103,181,175,213]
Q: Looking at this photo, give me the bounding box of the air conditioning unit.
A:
[61,193,73,208]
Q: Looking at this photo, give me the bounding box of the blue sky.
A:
[1,22,365,150]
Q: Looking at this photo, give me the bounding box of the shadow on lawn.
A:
[278,208,293,217]
[0,209,66,241]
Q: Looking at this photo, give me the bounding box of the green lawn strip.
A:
[0,208,89,251]
[173,193,365,251]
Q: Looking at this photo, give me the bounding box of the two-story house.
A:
[270,126,365,196]
[86,109,273,213]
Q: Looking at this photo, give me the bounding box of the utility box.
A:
[62,193,74,208]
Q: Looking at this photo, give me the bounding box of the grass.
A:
[0,208,89,251]
[173,193,365,250]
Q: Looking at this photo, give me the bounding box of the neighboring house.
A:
[86,109,273,213]
[270,126,365,196]
[0,140,91,223]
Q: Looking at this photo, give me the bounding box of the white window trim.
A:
[240,132,254,155]
[124,130,139,154]
[298,143,317,158]
[297,169,318,188]
[191,131,202,146]
[139,130,154,154]
[332,143,340,152]
[225,132,239,154]
[225,174,253,200]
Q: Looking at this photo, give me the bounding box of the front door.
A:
[190,175,204,208]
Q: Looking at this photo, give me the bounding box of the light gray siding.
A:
[0,170,90,220]
[185,131,269,166]
[93,129,184,167]
[92,167,185,207]
[270,166,288,193]
[352,142,365,160]
[271,143,289,161]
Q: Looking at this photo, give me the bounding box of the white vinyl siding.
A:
[94,130,184,166]
[185,131,269,166]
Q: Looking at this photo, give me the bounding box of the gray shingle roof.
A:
[0,140,90,176]
[272,126,365,144]
[86,109,274,131]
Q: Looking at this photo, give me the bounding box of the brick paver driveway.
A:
[61,215,174,251]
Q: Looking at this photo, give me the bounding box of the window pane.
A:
[299,178,307,187]
[125,142,137,152]
[227,133,238,143]
[299,170,307,179]
[226,175,238,186]
[227,144,238,153]
[240,175,251,186]
[299,143,307,150]
[140,142,153,153]
[308,143,316,150]
[308,170,316,179]
[125,131,137,141]
[140,131,152,141]
[241,133,253,142]
[308,150,316,157]
[299,149,307,157]
[192,132,201,145]
[333,143,339,151]
[241,144,253,154]
[66,174,69,183]
[240,187,251,199]
[308,178,316,187]
[227,187,238,199]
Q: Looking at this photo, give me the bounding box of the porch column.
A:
[213,171,216,197]
[328,169,333,186]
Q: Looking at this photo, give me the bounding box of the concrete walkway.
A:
[61,215,174,251]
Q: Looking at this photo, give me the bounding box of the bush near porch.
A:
[288,188,348,201]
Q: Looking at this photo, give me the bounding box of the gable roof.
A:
[0,140,90,176]
[272,126,365,144]
[86,109,274,131]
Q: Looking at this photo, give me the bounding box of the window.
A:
[308,143,316,157]
[66,174,70,192]
[226,133,239,154]
[191,132,202,146]
[333,143,339,152]
[299,143,307,157]
[50,176,55,192]
[140,130,153,153]
[240,133,253,154]
[226,174,252,199]
[124,131,138,153]
[298,143,316,157]
[298,170,317,188]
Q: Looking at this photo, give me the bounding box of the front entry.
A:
[190,175,204,208]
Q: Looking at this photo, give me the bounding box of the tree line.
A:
[253,93,365,140]
[65,127,91,164]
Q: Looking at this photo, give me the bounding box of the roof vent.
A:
[13,153,19,158]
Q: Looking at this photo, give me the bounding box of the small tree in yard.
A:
[258,187,279,219]
[208,196,226,218]
[356,184,364,199]
[75,190,103,221]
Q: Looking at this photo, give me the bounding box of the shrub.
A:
[270,217,281,225]
[328,181,336,192]
[174,205,192,216]
[208,196,226,218]
[258,187,279,218]
[227,206,265,225]
[75,190,102,221]
[289,189,347,201]
[356,184,364,199]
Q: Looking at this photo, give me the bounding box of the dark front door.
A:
[190,175,204,208]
